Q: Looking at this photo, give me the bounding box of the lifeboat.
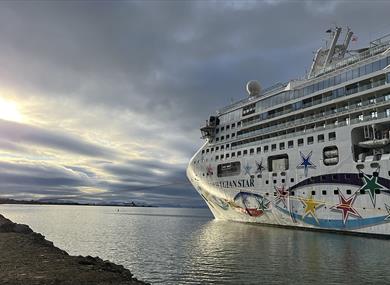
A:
[324,149,338,157]
[324,157,339,165]
[358,138,390,148]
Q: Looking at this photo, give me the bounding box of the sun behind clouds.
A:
[0,97,23,122]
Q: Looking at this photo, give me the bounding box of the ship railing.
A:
[231,109,390,150]
[312,42,390,78]
[239,78,389,130]
[232,92,390,147]
[217,82,288,114]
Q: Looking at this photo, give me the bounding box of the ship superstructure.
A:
[187,27,390,236]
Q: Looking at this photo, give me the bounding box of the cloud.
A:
[0,119,116,158]
[0,1,390,206]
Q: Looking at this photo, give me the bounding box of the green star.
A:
[258,197,270,211]
[359,173,385,207]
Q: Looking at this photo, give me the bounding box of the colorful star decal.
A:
[274,185,289,208]
[255,160,265,175]
[257,196,271,212]
[331,190,361,225]
[297,151,316,177]
[358,172,385,207]
[206,165,213,176]
[243,163,252,176]
[300,195,324,224]
[385,204,390,221]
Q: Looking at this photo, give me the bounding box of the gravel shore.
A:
[0,214,149,285]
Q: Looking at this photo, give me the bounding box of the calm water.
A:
[1,205,390,284]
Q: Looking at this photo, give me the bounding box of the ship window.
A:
[216,146,219,151]
[307,137,314,145]
[226,144,229,149]
[221,154,224,159]
[373,60,381,72]
[215,155,219,160]
[328,132,336,141]
[272,173,277,177]
[202,150,205,154]
[243,103,256,117]
[366,62,373,73]
[237,122,241,127]
[322,190,327,195]
[232,152,235,157]
[273,180,277,184]
[221,145,224,150]
[380,58,388,69]
[243,150,248,156]
[280,142,285,150]
[264,145,269,152]
[221,136,224,141]
[291,191,295,196]
[226,134,230,139]
[288,140,294,148]
[216,138,219,142]
[216,128,219,134]
[232,133,235,137]
[225,153,230,158]
[268,154,289,171]
[206,149,209,153]
[232,123,236,128]
[226,125,230,130]
[318,134,324,143]
[211,148,214,152]
[290,178,294,183]
[256,147,261,153]
[250,148,254,155]
[311,191,316,195]
[237,151,242,157]
[221,127,224,131]
[265,180,269,184]
[334,189,339,195]
[298,138,304,146]
[346,189,351,195]
[217,161,241,177]
[271,144,276,151]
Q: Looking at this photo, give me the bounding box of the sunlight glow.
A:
[0,97,23,122]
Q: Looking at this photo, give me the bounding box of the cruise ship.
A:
[187,27,390,236]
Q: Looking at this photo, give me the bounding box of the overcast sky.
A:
[0,0,390,207]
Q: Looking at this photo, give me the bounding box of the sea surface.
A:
[1,205,390,284]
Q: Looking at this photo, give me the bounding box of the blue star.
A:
[297,151,316,177]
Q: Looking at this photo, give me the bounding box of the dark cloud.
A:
[0,119,116,158]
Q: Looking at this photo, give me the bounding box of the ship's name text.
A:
[213,179,254,188]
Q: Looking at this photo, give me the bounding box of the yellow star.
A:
[300,195,324,224]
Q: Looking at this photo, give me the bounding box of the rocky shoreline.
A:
[0,214,149,285]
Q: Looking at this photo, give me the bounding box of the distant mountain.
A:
[0,198,155,207]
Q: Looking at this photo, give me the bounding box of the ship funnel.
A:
[246,80,261,96]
